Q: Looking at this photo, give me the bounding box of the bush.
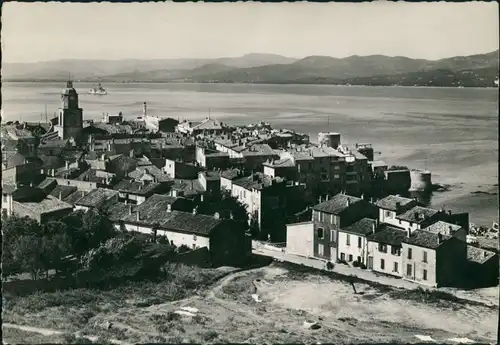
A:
[326,261,334,270]
[352,261,360,268]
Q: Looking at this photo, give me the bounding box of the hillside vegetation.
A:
[3,51,498,87]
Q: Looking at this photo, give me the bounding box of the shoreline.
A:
[3,80,499,89]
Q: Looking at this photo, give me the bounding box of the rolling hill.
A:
[3,50,498,87]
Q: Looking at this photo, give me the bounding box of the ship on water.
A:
[88,78,107,95]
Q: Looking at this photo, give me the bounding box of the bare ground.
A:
[3,263,498,344]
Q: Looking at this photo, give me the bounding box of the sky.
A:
[2,2,499,63]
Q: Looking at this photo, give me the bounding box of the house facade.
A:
[285,221,314,258]
[376,195,419,227]
[366,224,407,277]
[311,193,378,262]
[401,230,467,287]
[338,218,377,264]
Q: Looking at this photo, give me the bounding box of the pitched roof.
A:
[289,151,314,161]
[402,230,452,249]
[201,170,221,181]
[128,165,170,182]
[467,246,496,264]
[341,218,377,236]
[75,188,118,208]
[375,195,416,212]
[221,168,244,180]
[313,194,362,215]
[193,118,224,131]
[232,173,283,191]
[396,206,440,223]
[104,201,137,222]
[170,179,205,196]
[263,158,296,168]
[423,221,462,236]
[367,224,407,246]
[49,185,78,200]
[241,144,277,157]
[63,190,86,205]
[113,179,161,195]
[13,195,73,215]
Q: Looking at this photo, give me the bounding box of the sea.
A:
[1,82,498,226]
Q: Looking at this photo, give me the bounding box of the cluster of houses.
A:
[1,81,498,283]
[286,194,498,288]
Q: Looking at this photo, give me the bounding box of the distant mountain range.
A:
[3,51,499,87]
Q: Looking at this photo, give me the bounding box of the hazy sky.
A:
[2,2,499,63]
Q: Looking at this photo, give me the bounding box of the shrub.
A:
[202,330,219,341]
[352,261,360,268]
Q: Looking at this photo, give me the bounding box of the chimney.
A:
[318,196,322,203]
[483,251,488,258]
[448,226,453,234]
[65,161,69,170]
[395,202,401,211]
[437,233,443,244]
[129,204,132,215]
[414,212,419,220]
[372,222,376,234]
[214,212,220,220]
[167,203,172,213]
[346,198,351,207]
[447,210,452,216]
[143,102,147,117]
[407,228,412,237]
[136,211,140,221]
[192,206,198,215]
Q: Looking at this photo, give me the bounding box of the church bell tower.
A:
[56,80,83,141]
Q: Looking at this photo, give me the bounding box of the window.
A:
[407,264,412,277]
[423,251,427,263]
[318,244,324,256]
[385,211,391,218]
[330,214,334,224]
[317,227,324,239]
[330,230,336,243]
[2,194,6,203]
[346,234,350,246]
[340,253,345,261]
[391,246,401,256]
[423,269,428,280]
[358,237,362,248]
[378,243,387,253]
[193,235,197,241]
[408,248,412,260]
[380,259,385,270]
[393,262,399,273]
[348,254,353,262]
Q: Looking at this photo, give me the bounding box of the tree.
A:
[39,221,73,276]
[2,216,42,278]
[13,235,45,280]
[61,209,116,256]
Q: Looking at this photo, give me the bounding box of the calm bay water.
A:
[2,82,498,225]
